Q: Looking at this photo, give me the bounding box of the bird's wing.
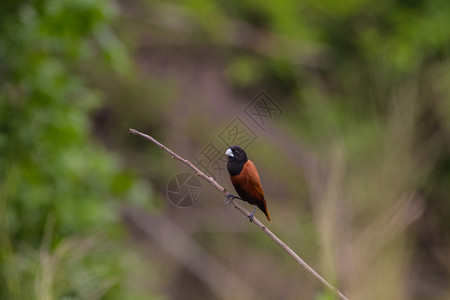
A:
[230,160,271,222]
[243,160,265,199]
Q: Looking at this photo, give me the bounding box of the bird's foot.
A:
[245,213,255,223]
[245,205,257,223]
[225,193,239,204]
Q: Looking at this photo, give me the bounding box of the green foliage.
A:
[2,0,450,299]
[0,0,155,299]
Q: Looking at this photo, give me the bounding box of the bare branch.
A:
[129,128,349,300]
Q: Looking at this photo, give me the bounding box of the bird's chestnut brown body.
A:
[226,146,271,222]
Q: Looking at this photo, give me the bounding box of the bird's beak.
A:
[225,148,234,157]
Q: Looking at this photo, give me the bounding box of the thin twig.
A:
[129,128,349,300]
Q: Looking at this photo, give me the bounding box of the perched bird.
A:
[225,146,271,222]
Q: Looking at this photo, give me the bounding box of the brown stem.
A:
[129,128,349,300]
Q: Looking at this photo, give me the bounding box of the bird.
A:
[225,145,271,222]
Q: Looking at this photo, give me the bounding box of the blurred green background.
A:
[1,0,450,299]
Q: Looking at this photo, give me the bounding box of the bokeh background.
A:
[1,0,450,299]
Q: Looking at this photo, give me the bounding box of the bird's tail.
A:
[258,200,271,222]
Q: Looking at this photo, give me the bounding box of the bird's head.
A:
[225,145,248,163]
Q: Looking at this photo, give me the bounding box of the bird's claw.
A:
[224,193,237,204]
[245,214,254,223]
[245,205,257,223]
